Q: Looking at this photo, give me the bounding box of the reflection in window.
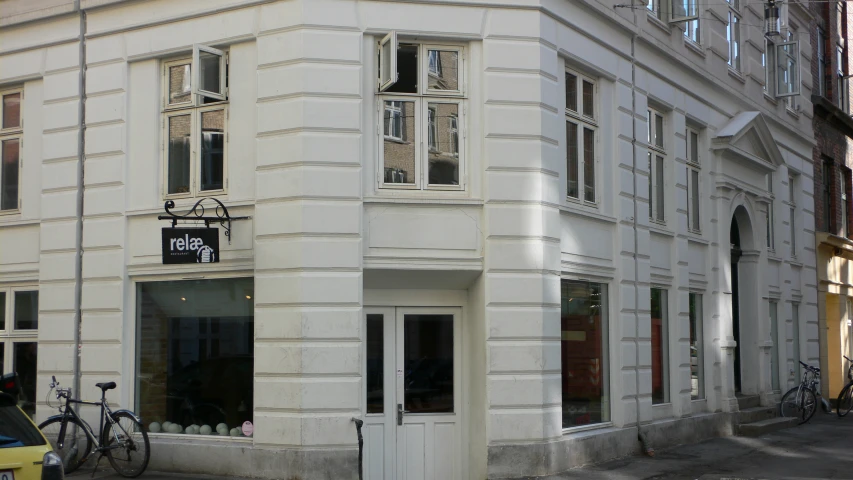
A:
[167,115,191,195]
[689,293,703,399]
[14,342,37,417]
[384,100,415,184]
[561,280,609,428]
[200,110,225,191]
[366,314,384,414]
[2,93,21,129]
[426,50,458,91]
[13,291,37,330]
[169,65,191,105]
[651,288,669,404]
[427,103,459,185]
[403,315,453,413]
[1,139,20,211]
[136,278,254,436]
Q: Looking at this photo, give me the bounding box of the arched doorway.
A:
[730,220,742,392]
[730,205,760,396]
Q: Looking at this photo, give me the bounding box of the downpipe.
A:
[352,417,364,480]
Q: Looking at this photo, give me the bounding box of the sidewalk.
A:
[69,413,853,479]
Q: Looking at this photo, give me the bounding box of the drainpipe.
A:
[628,13,654,457]
[72,1,87,413]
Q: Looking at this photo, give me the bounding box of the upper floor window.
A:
[378,32,464,190]
[162,45,229,198]
[822,159,833,232]
[838,45,848,112]
[565,69,597,204]
[0,88,22,213]
[766,174,775,250]
[648,108,666,223]
[788,175,797,256]
[818,29,827,98]
[686,127,700,232]
[842,170,850,238]
[727,0,741,71]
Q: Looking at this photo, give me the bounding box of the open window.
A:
[379,31,398,92]
[193,45,227,101]
[669,0,699,23]
[775,40,800,98]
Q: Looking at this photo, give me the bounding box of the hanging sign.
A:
[162,227,219,264]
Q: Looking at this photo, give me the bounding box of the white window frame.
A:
[788,175,797,257]
[0,286,39,414]
[727,0,741,71]
[842,170,849,238]
[565,68,598,205]
[161,53,229,200]
[775,39,801,98]
[376,34,466,191]
[766,173,775,251]
[192,45,227,101]
[648,108,666,224]
[683,15,700,44]
[0,87,23,214]
[687,127,701,233]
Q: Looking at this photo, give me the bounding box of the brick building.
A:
[812,0,853,400]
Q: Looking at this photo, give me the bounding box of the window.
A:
[770,301,780,391]
[0,88,22,212]
[651,288,669,404]
[789,176,797,256]
[792,303,801,383]
[647,0,661,18]
[775,35,800,99]
[162,45,228,198]
[823,159,833,232]
[378,34,463,190]
[838,45,849,113]
[727,0,741,71]
[0,288,38,417]
[648,109,666,223]
[561,280,609,428]
[842,170,850,238]
[687,127,700,232]
[565,69,597,203]
[762,44,769,93]
[689,293,703,400]
[818,29,827,98]
[684,15,700,44]
[766,174,775,250]
[136,278,253,436]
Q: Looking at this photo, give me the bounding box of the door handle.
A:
[397,404,409,425]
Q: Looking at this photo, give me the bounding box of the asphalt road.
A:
[69,412,853,480]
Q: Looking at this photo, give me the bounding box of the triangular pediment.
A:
[712,112,784,173]
[733,129,770,164]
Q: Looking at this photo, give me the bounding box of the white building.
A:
[0,0,819,478]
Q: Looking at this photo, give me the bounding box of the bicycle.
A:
[37,376,150,478]
[779,361,822,424]
[836,355,853,417]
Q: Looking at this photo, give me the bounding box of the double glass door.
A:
[363,307,461,480]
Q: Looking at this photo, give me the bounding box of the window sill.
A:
[559,203,617,224]
[785,107,799,119]
[0,217,37,227]
[364,196,482,205]
[148,432,253,444]
[764,92,778,105]
[686,232,710,245]
[788,259,803,267]
[0,209,22,219]
[727,68,746,84]
[647,13,672,35]
[562,421,613,436]
[648,221,673,237]
[684,39,705,57]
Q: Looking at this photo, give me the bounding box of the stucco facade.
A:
[0,0,819,479]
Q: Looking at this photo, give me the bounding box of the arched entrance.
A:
[729,205,760,396]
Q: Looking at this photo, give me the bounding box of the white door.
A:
[363,307,462,480]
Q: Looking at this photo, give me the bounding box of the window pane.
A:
[0,292,5,330]
[198,51,221,95]
[1,139,20,210]
[689,293,703,399]
[2,93,21,129]
[689,131,699,164]
[648,152,653,219]
[770,302,780,391]
[647,110,653,144]
[168,115,191,195]
[137,278,254,435]
[583,127,595,202]
[13,291,37,330]
[427,103,459,185]
[561,280,609,427]
[366,314,384,414]
[14,342,37,417]
[0,343,3,377]
[654,114,664,149]
[691,169,700,231]
[404,314,453,413]
[385,44,418,94]
[169,65,191,105]
[428,107,437,150]
[381,39,392,86]
[200,110,225,191]
[582,81,594,118]
[567,122,579,198]
[384,101,416,184]
[790,206,796,252]
[651,288,669,404]
[792,304,800,381]
[427,50,458,91]
[655,155,665,221]
[566,73,578,112]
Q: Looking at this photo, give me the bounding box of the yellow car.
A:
[0,390,64,480]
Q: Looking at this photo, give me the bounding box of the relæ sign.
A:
[161,227,220,264]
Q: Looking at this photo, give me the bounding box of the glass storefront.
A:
[561,280,609,428]
[136,278,253,436]
[651,288,669,404]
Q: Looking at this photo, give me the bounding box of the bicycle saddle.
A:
[96,381,116,391]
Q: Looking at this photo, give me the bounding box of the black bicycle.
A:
[779,361,821,424]
[837,355,853,417]
[37,376,150,477]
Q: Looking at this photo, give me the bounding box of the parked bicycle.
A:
[37,376,150,478]
[837,355,853,417]
[779,361,822,424]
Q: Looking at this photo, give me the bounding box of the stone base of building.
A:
[487,412,734,478]
[143,436,358,479]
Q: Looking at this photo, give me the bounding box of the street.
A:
[70,412,853,480]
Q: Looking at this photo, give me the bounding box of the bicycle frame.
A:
[53,394,124,453]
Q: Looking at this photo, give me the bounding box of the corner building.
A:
[0,0,819,478]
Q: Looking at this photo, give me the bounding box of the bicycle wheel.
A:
[102,411,150,478]
[801,388,818,423]
[38,416,94,474]
[780,387,817,424]
[837,383,853,417]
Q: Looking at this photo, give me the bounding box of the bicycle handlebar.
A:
[799,360,820,373]
[845,355,852,362]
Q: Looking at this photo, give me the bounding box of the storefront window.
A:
[0,288,38,417]
[651,288,669,404]
[136,278,253,436]
[689,293,703,400]
[561,280,609,428]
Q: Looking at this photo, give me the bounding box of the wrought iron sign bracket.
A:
[158,198,250,244]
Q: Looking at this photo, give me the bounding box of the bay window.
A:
[565,69,597,203]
